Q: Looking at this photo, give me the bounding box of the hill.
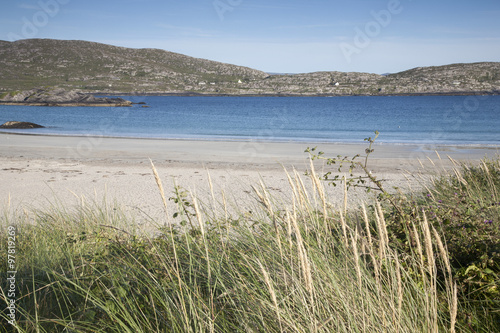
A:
[0,39,267,94]
[0,39,499,96]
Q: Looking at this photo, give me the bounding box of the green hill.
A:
[0,39,499,96]
[0,39,268,94]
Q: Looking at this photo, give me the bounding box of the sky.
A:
[1,0,499,74]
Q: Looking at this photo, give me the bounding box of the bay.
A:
[0,95,499,145]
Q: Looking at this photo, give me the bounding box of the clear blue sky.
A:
[1,0,499,74]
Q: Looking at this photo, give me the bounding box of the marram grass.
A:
[1,158,498,332]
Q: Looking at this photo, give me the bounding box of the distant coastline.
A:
[1,90,498,102]
[95,90,500,97]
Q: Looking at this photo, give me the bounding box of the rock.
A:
[0,121,45,129]
[0,88,132,106]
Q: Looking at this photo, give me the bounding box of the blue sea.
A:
[0,95,499,145]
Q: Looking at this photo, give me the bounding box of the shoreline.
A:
[97,91,500,97]
[2,92,499,100]
[0,102,132,107]
[1,132,499,148]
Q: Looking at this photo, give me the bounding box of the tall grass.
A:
[0,157,498,332]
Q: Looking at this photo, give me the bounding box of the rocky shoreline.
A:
[1,88,497,105]
[92,90,500,97]
[0,102,132,106]
[0,88,132,106]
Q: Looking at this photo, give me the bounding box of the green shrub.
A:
[308,135,500,332]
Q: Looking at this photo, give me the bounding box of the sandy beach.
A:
[1,132,498,223]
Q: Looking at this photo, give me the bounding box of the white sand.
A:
[1,133,498,224]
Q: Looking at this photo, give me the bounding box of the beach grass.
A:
[0,155,499,332]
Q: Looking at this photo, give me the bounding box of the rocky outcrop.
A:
[0,88,132,106]
[0,121,45,129]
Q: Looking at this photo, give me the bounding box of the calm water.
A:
[0,95,499,145]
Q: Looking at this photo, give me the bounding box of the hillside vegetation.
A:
[0,39,499,96]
